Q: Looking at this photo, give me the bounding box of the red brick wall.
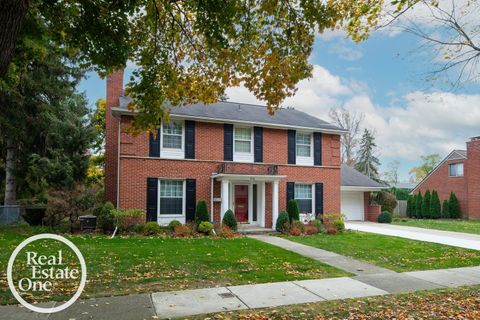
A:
[467,139,480,219]
[117,118,341,166]
[364,192,381,222]
[105,70,124,206]
[414,158,468,218]
[114,114,342,225]
[105,70,342,223]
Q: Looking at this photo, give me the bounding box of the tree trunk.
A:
[0,0,29,76]
[4,139,17,205]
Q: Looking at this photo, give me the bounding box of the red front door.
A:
[234,185,249,223]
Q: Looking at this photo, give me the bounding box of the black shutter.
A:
[224,124,233,161]
[286,182,295,208]
[254,126,263,163]
[185,179,196,222]
[185,120,195,159]
[314,132,322,166]
[149,129,160,157]
[287,130,296,164]
[315,183,324,216]
[146,178,158,221]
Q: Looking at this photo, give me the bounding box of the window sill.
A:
[158,214,184,218]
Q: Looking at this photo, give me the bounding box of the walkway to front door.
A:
[234,185,249,223]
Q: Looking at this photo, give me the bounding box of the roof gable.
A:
[412,150,467,193]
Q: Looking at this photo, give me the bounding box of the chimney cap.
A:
[470,136,480,141]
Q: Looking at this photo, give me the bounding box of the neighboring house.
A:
[391,182,416,191]
[340,164,384,221]
[104,70,381,227]
[412,137,480,219]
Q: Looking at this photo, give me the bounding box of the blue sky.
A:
[78,2,480,182]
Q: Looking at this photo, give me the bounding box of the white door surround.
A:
[213,174,285,227]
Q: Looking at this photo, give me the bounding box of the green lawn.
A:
[287,231,480,272]
[0,226,347,305]
[393,218,480,235]
[191,285,480,319]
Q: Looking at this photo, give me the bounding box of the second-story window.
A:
[162,121,183,149]
[296,132,312,157]
[449,163,464,177]
[234,127,252,153]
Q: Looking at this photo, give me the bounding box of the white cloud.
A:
[328,40,364,61]
[225,64,480,164]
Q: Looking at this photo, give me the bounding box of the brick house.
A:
[105,70,382,227]
[412,137,480,219]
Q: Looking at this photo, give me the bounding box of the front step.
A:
[237,224,276,235]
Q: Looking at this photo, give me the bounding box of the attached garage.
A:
[341,164,384,221]
[341,191,364,221]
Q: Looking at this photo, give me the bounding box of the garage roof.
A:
[341,164,385,189]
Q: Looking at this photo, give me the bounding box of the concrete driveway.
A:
[345,221,480,251]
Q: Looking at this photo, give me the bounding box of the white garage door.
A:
[341,191,364,221]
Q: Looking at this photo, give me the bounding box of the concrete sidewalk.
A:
[345,221,480,251]
[4,266,480,320]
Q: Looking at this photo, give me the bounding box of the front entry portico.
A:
[213,173,285,228]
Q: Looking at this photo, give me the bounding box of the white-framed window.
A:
[160,120,184,159]
[294,183,313,214]
[158,179,185,216]
[233,126,254,162]
[162,121,183,149]
[296,132,311,157]
[296,132,313,165]
[449,163,464,177]
[235,127,252,153]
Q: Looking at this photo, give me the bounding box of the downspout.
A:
[210,176,214,222]
[116,121,121,208]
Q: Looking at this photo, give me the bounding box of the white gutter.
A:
[212,173,286,181]
[111,107,348,135]
[341,186,385,192]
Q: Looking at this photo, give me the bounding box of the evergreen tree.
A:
[406,196,413,218]
[287,199,300,223]
[422,190,431,219]
[442,199,450,218]
[0,43,94,204]
[415,192,423,219]
[354,129,381,182]
[195,200,209,224]
[430,190,441,219]
[449,192,460,219]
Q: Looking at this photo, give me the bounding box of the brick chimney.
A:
[105,69,124,207]
[466,136,480,219]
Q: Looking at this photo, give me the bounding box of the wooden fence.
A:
[394,200,408,217]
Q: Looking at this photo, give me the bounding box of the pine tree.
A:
[449,192,460,219]
[430,190,441,219]
[415,191,423,219]
[195,200,209,224]
[442,199,450,218]
[287,199,300,223]
[354,129,381,182]
[422,190,431,219]
[406,196,413,218]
